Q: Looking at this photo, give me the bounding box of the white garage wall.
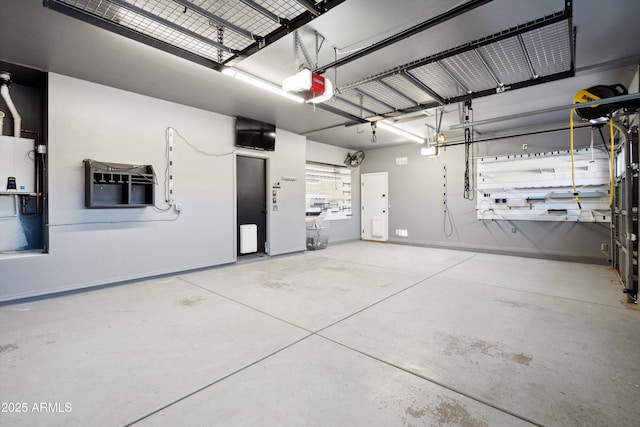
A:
[361,128,611,263]
[268,128,307,256]
[0,74,305,302]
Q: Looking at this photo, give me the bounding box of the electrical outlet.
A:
[395,229,408,237]
[174,203,183,212]
[601,243,609,251]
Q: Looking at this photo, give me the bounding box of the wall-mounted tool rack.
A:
[84,159,155,208]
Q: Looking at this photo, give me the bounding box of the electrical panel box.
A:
[84,159,155,208]
[0,136,35,193]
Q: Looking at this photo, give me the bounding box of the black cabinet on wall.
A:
[84,159,155,208]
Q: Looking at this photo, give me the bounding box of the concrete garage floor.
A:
[1,242,639,426]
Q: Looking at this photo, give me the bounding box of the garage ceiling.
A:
[1,0,639,150]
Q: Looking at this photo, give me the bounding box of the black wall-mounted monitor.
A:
[235,116,276,151]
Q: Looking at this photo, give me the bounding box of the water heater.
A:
[0,136,35,193]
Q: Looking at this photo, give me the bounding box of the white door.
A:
[361,172,388,242]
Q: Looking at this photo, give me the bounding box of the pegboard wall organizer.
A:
[476,149,610,222]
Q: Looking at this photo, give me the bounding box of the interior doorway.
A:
[236,155,267,256]
[361,172,388,242]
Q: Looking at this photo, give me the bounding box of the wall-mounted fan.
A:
[344,151,365,167]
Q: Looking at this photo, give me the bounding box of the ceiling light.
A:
[376,121,425,143]
[421,146,439,157]
[222,68,304,104]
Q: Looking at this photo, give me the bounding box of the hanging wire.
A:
[443,164,453,237]
[608,117,615,207]
[589,126,595,163]
[217,26,224,64]
[333,47,339,94]
[569,108,582,209]
[357,92,365,119]
[463,100,474,200]
[169,127,238,157]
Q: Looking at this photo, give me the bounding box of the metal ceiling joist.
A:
[402,71,446,106]
[228,0,346,63]
[295,0,321,16]
[474,50,501,86]
[43,0,222,70]
[355,89,397,114]
[334,95,378,118]
[444,69,574,107]
[239,0,283,24]
[516,34,538,79]
[172,0,257,41]
[438,62,470,94]
[314,0,494,74]
[107,0,235,54]
[378,80,419,106]
[294,0,321,16]
[314,103,367,124]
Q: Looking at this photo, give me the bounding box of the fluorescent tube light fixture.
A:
[376,121,425,143]
[222,68,304,104]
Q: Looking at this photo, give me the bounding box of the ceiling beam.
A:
[355,88,397,114]
[314,0,494,74]
[516,34,538,79]
[313,104,367,124]
[474,49,501,87]
[173,0,257,41]
[438,62,470,94]
[295,0,321,16]
[378,80,419,106]
[239,0,282,24]
[401,71,446,105]
[333,95,379,117]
